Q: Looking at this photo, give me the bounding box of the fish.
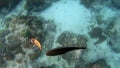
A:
[46,47,86,56]
[30,38,42,50]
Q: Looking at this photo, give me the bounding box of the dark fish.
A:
[46,47,86,56]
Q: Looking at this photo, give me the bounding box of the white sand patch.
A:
[40,0,93,34]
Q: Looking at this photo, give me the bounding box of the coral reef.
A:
[57,31,87,47]
[57,31,87,64]
[80,0,106,9]
[80,0,96,8]
[75,57,110,68]
[25,0,59,12]
[88,27,106,45]
[106,16,120,53]
[0,0,21,15]
[89,59,110,68]
[112,0,120,8]
[0,14,56,67]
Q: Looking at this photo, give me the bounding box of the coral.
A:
[80,0,96,8]
[88,27,106,45]
[96,14,104,25]
[22,41,32,49]
[80,0,108,12]
[57,31,87,47]
[89,59,110,68]
[89,27,103,38]
[57,31,87,64]
[0,29,10,48]
[0,13,56,67]
[75,58,110,68]
[0,56,5,67]
[107,16,120,53]
[28,51,40,61]
[3,52,15,60]
[25,0,59,12]
[16,58,22,64]
[75,58,89,68]
[14,47,25,55]
[0,0,21,15]
[21,29,31,38]
[112,0,120,8]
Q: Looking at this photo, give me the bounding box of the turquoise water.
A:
[0,0,120,68]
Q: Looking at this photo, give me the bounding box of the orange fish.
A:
[30,38,42,50]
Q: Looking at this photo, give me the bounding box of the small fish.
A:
[30,38,42,50]
[46,47,86,56]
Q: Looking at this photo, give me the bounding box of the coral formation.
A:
[89,59,110,68]
[106,16,120,53]
[25,0,59,12]
[75,57,110,68]
[0,0,21,15]
[0,14,56,67]
[80,0,96,8]
[57,31,87,64]
[57,31,87,47]
[112,0,120,8]
[88,27,106,45]
[80,0,106,9]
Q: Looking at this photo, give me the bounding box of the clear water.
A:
[0,0,120,68]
